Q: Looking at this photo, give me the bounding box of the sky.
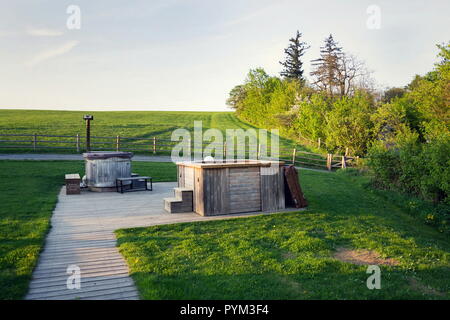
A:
[0,0,449,111]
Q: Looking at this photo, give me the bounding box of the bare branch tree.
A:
[311,34,375,97]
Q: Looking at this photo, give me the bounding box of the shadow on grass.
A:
[116,169,450,300]
[129,266,449,300]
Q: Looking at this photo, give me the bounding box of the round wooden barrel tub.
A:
[83,151,133,192]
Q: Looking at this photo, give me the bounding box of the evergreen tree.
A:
[310,34,343,97]
[279,30,310,83]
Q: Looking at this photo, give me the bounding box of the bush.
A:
[291,93,330,142]
[367,131,449,234]
[421,135,450,204]
[324,91,375,155]
[366,142,401,189]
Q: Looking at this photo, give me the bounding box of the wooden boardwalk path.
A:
[26,182,202,300]
[26,182,300,300]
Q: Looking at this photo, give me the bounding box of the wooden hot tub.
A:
[176,160,285,216]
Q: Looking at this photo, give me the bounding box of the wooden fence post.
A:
[116,135,120,151]
[345,147,349,157]
[326,154,332,171]
[223,141,227,160]
[76,134,80,153]
[33,133,37,151]
[318,138,321,149]
[188,138,191,158]
[341,155,347,169]
[153,137,156,154]
[292,148,297,165]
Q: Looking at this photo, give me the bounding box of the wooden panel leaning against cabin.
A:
[228,167,261,214]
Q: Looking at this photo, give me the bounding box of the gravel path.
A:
[0,153,330,172]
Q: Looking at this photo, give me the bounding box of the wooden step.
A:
[174,188,193,201]
[163,197,193,213]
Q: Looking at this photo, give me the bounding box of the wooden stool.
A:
[65,174,81,195]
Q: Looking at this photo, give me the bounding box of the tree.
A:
[336,54,374,96]
[235,68,284,126]
[310,34,343,97]
[311,34,374,97]
[279,30,310,83]
[324,90,375,155]
[292,93,330,142]
[226,85,247,112]
[406,74,423,91]
[383,87,406,103]
[408,43,450,139]
[367,43,450,207]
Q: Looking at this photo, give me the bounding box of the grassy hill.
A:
[0,109,299,156]
[0,109,248,139]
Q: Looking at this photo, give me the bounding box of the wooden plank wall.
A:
[260,166,285,212]
[184,167,195,189]
[178,164,285,216]
[194,167,204,214]
[200,168,230,216]
[228,167,261,214]
[177,165,184,187]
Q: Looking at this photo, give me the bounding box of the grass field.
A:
[0,109,299,155]
[0,159,448,299]
[0,160,176,300]
[116,170,450,300]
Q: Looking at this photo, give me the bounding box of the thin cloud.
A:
[26,40,79,66]
[223,2,281,27]
[27,27,64,37]
[0,30,17,37]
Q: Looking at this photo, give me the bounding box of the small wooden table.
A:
[116,176,152,193]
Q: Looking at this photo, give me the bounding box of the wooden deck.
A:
[26,182,302,300]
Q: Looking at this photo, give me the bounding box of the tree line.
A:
[227,32,377,155]
[227,31,449,226]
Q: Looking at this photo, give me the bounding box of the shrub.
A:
[366,142,401,189]
[421,135,450,204]
[324,91,375,155]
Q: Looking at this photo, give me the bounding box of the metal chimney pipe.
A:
[83,115,94,152]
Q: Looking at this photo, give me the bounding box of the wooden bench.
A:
[65,174,81,195]
[116,176,152,193]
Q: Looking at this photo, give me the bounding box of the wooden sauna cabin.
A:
[165,160,286,216]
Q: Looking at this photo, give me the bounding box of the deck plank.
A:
[27,181,302,300]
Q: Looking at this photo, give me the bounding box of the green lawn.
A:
[2,159,447,300]
[0,109,298,155]
[0,110,236,140]
[116,170,450,300]
[0,160,176,300]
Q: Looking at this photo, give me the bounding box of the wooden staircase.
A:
[164,187,193,213]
